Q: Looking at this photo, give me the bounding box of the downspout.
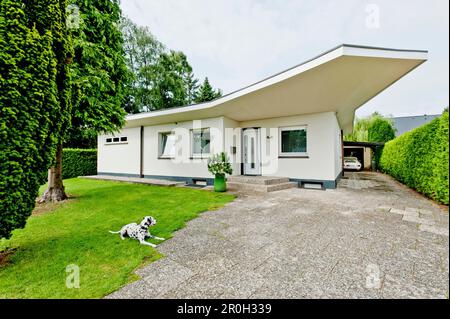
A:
[140,126,144,178]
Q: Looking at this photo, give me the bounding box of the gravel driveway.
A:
[107,172,449,299]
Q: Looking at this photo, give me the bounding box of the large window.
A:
[279,126,307,156]
[159,132,176,158]
[191,128,210,157]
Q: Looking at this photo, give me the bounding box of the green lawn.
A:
[0,178,234,299]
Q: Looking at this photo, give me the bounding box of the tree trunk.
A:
[39,143,67,203]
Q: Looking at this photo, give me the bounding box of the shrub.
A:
[62,149,97,179]
[380,112,449,205]
[37,149,97,185]
[0,0,68,239]
[368,117,396,143]
[345,112,396,143]
[368,117,396,168]
[207,152,233,176]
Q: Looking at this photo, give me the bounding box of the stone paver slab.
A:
[419,225,449,237]
[402,214,435,226]
[402,211,420,218]
[419,209,434,216]
[390,208,407,215]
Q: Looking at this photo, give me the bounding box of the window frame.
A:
[158,131,177,159]
[278,125,308,158]
[190,128,211,159]
[105,136,128,145]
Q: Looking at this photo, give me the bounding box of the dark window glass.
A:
[106,138,112,143]
[281,129,307,153]
[113,137,120,142]
[120,137,127,142]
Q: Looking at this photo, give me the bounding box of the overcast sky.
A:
[121,0,449,118]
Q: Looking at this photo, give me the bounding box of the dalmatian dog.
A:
[109,216,165,247]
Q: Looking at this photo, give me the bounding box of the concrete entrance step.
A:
[227,176,290,185]
[227,181,297,193]
[227,176,297,193]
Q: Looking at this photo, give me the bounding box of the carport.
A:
[343,141,385,170]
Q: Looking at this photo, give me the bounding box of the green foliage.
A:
[380,112,449,205]
[195,77,222,103]
[37,148,98,185]
[62,149,97,179]
[121,17,163,113]
[121,18,221,112]
[0,0,71,239]
[150,50,195,109]
[368,117,396,143]
[345,112,396,143]
[24,0,73,141]
[185,71,199,104]
[66,0,128,148]
[208,152,233,176]
[63,128,97,148]
[345,112,396,167]
[368,116,396,166]
[0,179,235,298]
[344,117,370,142]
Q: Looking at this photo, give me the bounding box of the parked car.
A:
[344,157,362,171]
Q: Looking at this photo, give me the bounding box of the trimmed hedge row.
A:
[380,112,449,205]
[62,149,97,179]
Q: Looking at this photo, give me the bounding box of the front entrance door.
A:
[242,128,261,175]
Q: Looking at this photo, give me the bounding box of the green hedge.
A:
[62,149,97,179]
[380,112,449,205]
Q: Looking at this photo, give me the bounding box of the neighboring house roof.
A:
[125,44,428,134]
[390,114,440,136]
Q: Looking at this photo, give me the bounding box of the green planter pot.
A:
[214,174,227,192]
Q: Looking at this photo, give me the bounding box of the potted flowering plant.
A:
[207,152,233,192]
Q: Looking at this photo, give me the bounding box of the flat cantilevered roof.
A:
[125,44,428,134]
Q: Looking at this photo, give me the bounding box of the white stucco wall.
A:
[364,147,372,169]
[333,115,343,179]
[98,127,141,175]
[238,112,340,182]
[97,112,343,183]
[142,117,224,179]
[223,117,241,176]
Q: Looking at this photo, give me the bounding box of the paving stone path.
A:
[107,172,449,299]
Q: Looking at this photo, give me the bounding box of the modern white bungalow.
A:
[97,44,427,189]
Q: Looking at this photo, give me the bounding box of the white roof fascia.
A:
[126,44,428,123]
[125,46,345,122]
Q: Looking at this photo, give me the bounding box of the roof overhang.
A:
[125,44,428,134]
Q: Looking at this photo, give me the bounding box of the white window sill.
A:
[278,153,309,158]
[105,142,129,145]
[190,154,211,159]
